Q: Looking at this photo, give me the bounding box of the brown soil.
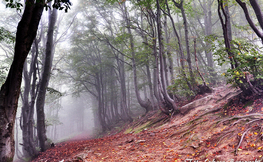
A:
[32,85,263,162]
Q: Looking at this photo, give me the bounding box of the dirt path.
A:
[32,86,263,162]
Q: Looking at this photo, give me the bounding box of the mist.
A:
[0,0,263,161]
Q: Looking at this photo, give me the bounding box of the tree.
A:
[216,0,263,96]
[20,38,40,158]
[172,0,196,90]
[0,2,45,161]
[36,6,58,152]
[120,1,154,113]
[0,0,70,161]
[235,0,263,43]
[193,0,217,84]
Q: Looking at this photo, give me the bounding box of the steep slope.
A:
[32,85,263,161]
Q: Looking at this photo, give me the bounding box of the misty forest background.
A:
[1,0,263,161]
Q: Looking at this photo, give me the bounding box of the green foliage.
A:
[114,32,130,44]
[167,71,196,98]
[52,0,72,12]
[4,0,72,12]
[4,0,23,12]
[46,87,63,97]
[0,67,8,85]
[0,27,15,44]
[45,115,62,127]
[6,157,13,162]
[213,38,263,85]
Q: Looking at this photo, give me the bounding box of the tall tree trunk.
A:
[0,1,44,161]
[21,37,41,159]
[217,0,237,69]
[218,0,251,95]
[21,58,38,158]
[202,0,217,84]
[203,0,213,68]
[15,117,23,161]
[119,54,132,121]
[173,0,196,90]
[121,2,153,113]
[163,15,169,87]
[156,0,177,112]
[165,0,192,91]
[36,7,57,152]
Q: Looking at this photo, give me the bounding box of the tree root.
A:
[246,118,263,125]
[218,113,263,125]
[170,121,201,138]
[199,106,222,117]
[233,116,263,155]
[217,130,234,145]
[230,118,248,126]
[235,127,251,156]
[215,89,242,103]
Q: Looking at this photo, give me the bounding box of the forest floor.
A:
[32,85,263,162]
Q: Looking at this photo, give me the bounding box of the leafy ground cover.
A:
[32,86,263,162]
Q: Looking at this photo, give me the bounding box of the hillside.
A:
[32,85,263,161]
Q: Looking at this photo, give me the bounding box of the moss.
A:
[23,156,32,162]
[223,102,229,110]
[133,121,151,134]
[6,157,13,162]
[124,128,133,134]
[243,100,253,108]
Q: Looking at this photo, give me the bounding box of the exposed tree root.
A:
[215,89,242,103]
[235,127,251,156]
[230,118,248,126]
[246,118,263,125]
[193,106,222,122]
[218,113,263,125]
[170,121,201,138]
[216,130,234,145]
[130,85,263,158]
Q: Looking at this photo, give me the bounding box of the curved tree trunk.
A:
[156,0,177,112]
[0,1,44,161]
[236,0,263,43]
[218,0,252,95]
[121,2,153,113]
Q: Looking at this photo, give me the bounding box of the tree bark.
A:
[36,7,57,152]
[21,50,39,158]
[218,0,238,69]
[236,0,263,43]
[0,1,44,161]
[121,2,153,113]
[249,0,263,31]
[164,0,191,91]
[156,0,177,112]
[172,0,195,87]
[218,0,251,95]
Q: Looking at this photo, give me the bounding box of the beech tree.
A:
[20,38,40,158]
[0,0,70,161]
[236,0,263,43]
[36,5,58,152]
[215,0,263,96]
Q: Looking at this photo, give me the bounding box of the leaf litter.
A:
[32,86,263,162]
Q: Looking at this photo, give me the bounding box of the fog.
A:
[1,0,263,161]
[46,93,95,142]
